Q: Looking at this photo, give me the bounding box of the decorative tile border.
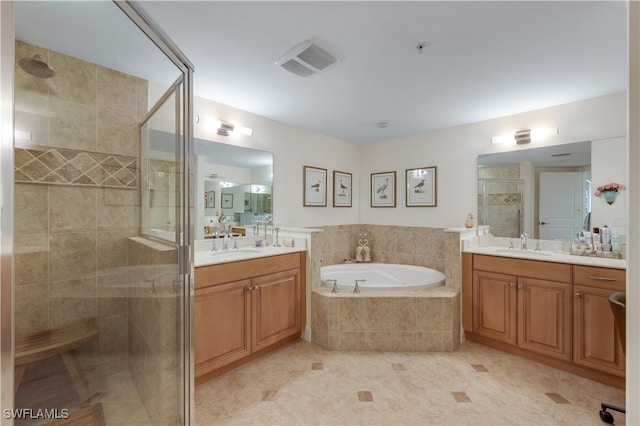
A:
[15,145,137,189]
[478,193,521,205]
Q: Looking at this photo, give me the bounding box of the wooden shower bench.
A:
[14,317,99,402]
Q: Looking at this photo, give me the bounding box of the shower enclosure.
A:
[3,2,194,424]
[478,178,524,238]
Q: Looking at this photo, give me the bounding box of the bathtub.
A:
[320,263,445,291]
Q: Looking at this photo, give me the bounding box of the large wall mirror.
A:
[196,139,273,238]
[478,141,591,240]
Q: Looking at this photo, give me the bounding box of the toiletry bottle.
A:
[592,228,601,251]
[601,225,611,251]
[611,234,622,253]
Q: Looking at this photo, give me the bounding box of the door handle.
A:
[539,221,548,225]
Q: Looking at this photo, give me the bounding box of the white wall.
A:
[193,97,361,227]
[591,137,627,236]
[627,3,640,421]
[194,93,626,231]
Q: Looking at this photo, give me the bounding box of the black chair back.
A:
[608,292,626,354]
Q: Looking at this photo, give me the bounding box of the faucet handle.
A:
[508,240,515,249]
[521,232,529,239]
[328,279,338,294]
[535,241,541,252]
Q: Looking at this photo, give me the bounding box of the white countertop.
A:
[463,246,626,269]
[195,245,305,267]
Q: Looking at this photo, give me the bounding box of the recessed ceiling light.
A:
[416,42,432,53]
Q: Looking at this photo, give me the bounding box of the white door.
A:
[539,172,584,240]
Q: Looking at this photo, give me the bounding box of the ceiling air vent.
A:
[275,40,338,78]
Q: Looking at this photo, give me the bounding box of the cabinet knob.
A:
[247,286,256,292]
[517,284,524,289]
[509,283,517,288]
[575,292,582,298]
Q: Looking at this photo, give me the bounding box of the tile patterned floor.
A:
[195,341,626,425]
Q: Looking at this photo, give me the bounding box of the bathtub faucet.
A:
[354,279,365,294]
[328,279,338,294]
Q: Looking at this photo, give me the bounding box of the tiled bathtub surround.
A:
[312,289,460,352]
[309,225,462,351]
[310,225,462,292]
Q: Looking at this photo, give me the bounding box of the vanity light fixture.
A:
[195,114,253,137]
[491,126,558,144]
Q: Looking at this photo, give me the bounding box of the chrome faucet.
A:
[210,231,219,252]
[222,232,233,250]
[328,279,339,294]
[264,219,272,242]
[521,232,529,250]
[354,279,365,294]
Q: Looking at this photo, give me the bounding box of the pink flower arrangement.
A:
[594,182,624,197]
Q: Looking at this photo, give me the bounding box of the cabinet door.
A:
[574,285,625,376]
[517,277,571,360]
[473,270,517,345]
[195,279,251,377]
[252,269,301,352]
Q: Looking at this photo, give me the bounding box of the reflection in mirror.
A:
[478,141,591,239]
[196,140,273,239]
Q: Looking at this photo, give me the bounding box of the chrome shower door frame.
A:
[114,2,195,424]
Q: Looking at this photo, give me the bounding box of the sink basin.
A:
[194,248,264,266]
[493,248,551,256]
[209,248,261,256]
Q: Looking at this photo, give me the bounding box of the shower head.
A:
[18,54,55,79]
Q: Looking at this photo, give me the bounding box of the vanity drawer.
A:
[573,265,625,291]
[195,252,301,289]
[473,254,571,283]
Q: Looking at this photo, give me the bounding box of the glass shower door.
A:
[10,2,193,424]
[478,178,524,238]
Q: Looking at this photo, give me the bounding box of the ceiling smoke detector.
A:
[276,40,338,78]
[416,42,432,53]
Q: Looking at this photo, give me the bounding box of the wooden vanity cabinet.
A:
[194,279,251,372]
[464,253,625,387]
[472,255,572,361]
[251,268,301,351]
[573,265,625,377]
[194,252,305,384]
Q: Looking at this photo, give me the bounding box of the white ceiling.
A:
[15,1,627,145]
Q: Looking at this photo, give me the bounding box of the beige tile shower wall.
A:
[127,238,179,425]
[13,41,146,394]
[310,224,461,291]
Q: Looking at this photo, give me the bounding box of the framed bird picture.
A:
[371,171,396,207]
[303,165,327,207]
[406,166,437,207]
[333,171,352,207]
